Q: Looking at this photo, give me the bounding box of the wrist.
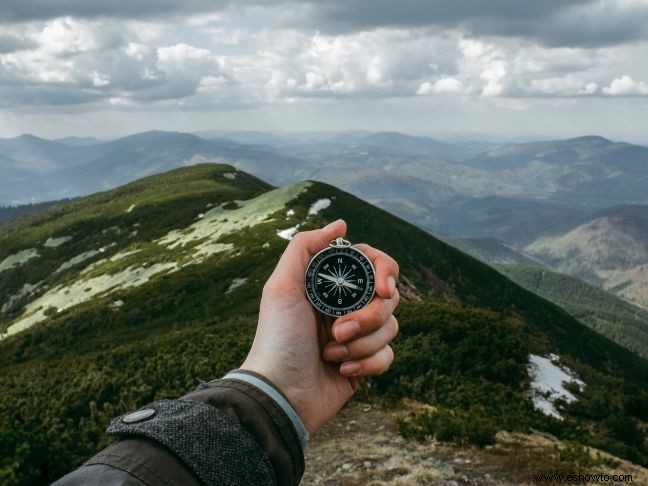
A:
[224,369,310,448]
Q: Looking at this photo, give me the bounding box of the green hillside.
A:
[496,264,648,359]
[0,164,646,484]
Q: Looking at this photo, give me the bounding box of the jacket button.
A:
[122,409,156,424]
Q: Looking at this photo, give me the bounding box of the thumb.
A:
[284,219,348,268]
[266,219,347,293]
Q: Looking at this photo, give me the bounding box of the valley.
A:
[0,164,646,484]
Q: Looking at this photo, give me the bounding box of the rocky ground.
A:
[302,401,646,485]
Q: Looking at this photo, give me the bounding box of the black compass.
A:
[305,237,376,317]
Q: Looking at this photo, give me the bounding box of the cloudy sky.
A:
[1,0,647,141]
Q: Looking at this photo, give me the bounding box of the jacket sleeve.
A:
[52,370,307,486]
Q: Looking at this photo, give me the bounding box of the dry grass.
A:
[303,400,646,485]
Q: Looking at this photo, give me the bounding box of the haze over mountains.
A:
[2,129,646,310]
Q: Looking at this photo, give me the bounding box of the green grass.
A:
[496,264,648,358]
[0,164,646,484]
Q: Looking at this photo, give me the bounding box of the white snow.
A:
[1,262,178,340]
[0,249,40,273]
[126,204,136,213]
[223,172,237,180]
[277,225,300,240]
[2,182,315,340]
[226,277,248,294]
[286,208,295,217]
[111,300,124,308]
[527,354,585,420]
[308,198,331,216]
[192,242,234,262]
[157,182,311,250]
[44,236,72,248]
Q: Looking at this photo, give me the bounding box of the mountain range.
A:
[3,129,646,311]
[0,164,646,483]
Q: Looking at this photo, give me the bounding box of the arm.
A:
[53,220,399,486]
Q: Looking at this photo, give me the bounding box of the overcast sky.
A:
[1,0,647,141]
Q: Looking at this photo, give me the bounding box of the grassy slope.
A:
[496,264,648,359]
[0,164,646,484]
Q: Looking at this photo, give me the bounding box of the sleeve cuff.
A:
[223,370,309,450]
[106,399,275,486]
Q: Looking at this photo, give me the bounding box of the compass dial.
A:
[305,245,375,317]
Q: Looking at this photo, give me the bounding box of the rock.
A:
[363,461,372,468]
[341,463,353,471]
[438,464,455,476]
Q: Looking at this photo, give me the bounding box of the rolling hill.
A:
[496,264,648,359]
[0,164,646,484]
[461,136,648,207]
[524,204,648,310]
[446,237,543,265]
[0,131,300,205]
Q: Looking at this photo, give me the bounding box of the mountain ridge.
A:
[1,163,646,483]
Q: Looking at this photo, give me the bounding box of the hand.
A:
[240,219,400,434]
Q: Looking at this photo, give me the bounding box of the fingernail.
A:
[340,361,361,376]
[334,320,359,343]
[387,276,396,296]
[326,344,349,361]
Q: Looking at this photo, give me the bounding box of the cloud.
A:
[0,1,234,23]
[0,33,36,53]
[417,78,463,95]
[3,1,648,48]
[0,2,647,113]
[602,75,648,96]
[271,0,648,47]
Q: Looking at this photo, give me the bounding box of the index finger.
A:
[353,243,399,300]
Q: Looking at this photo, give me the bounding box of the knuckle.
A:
[392,289,400,306]
[388,316,399,338]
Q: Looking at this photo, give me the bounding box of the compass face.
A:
[305,246,375,317]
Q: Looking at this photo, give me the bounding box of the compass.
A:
[305,237,376,317]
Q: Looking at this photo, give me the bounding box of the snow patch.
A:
[157,182,312,250]
[55,250,102,273]
[125,204,136,213]
[286,208,295,217]
[308,198,331,216]
[0,249,40,273]
[527,354,585,420]
[226,277,248,294]
[44,236,72,248]
[80,249,142,275]
[111,299,124,308]
[223,172,237,180]
[277,225,300,240]
[193,242,234,262]
[1,263,178,340]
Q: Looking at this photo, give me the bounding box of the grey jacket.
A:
[52,370,306,486]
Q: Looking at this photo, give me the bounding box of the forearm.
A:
[53,371,306,486]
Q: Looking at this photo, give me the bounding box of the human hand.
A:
[240,219,400,434]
